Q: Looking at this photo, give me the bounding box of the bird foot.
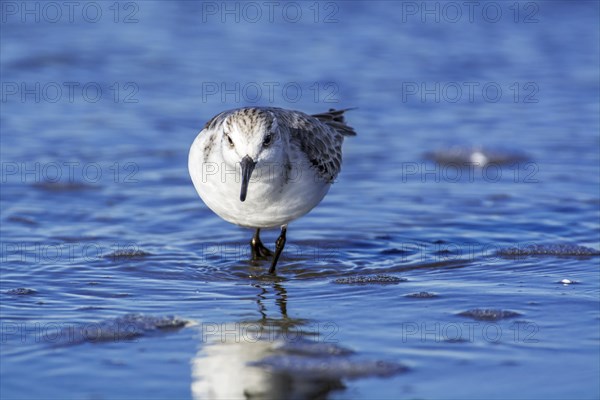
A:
[251,230,273,261]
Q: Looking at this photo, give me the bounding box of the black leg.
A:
[269,225,287,274]
[250,228,272,261]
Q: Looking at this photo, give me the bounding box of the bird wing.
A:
[274,108,356,183]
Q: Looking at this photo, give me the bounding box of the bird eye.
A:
[225,133,234,148]
[263,134,272,147]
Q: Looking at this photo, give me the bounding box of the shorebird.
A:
[188,107,355,273]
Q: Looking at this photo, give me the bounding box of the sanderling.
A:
[189,107,356,274]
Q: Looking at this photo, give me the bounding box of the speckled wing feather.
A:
[202,109,233,131]
[199,110,230,162]
[273,108,356,183]
[310,108,357,137]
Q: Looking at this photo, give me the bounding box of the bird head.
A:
[219,108,285,202]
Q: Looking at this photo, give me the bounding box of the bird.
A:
[188,107,356,274]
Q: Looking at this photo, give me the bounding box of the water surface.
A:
[1,1,599,399]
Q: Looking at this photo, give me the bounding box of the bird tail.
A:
[312,108,357,136]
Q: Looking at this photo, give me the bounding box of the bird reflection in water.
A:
[191,281,345,399]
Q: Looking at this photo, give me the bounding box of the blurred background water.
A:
[1,1,599,399]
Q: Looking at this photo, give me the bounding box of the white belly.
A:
[189,134,330,228]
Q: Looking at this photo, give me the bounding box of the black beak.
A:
[240,155,256,202]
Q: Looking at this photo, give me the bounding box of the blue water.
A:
[1,1,599,399]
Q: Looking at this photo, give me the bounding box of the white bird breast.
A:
[189,130,331,229]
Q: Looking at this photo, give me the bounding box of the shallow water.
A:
[1,1,599,399]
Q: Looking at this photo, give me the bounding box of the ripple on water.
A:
[380,248,417,256]
[5,288,38,295]
[458,309,521,321]
[254,354,408,379]
[405,291,438,299]
[497,244,600,258]
[6,216,38,226]
[103,249,153,260]
[557,279,579,285]
[54,314,192,346]
[275,340,355,357]
[331,275,407,285]
[31,182,98,192]
[424,147,529,166]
